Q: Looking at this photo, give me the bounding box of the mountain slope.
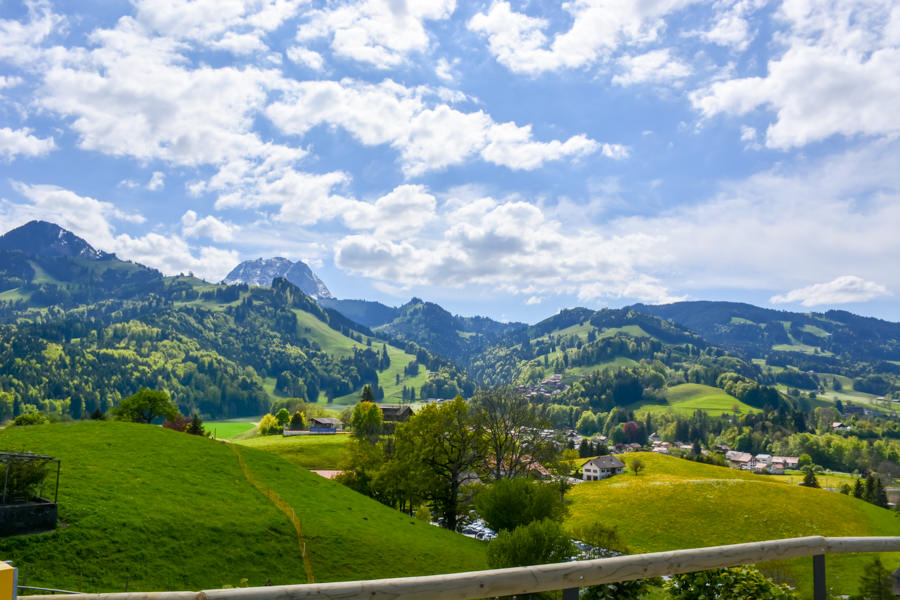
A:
[632,301,900,366]
[223,257,333,300]
[0,422,487,591]
[0,220,109,259]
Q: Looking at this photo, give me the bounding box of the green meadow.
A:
[632,383,759,416]
[236,433,348,470]
[0,422,486,593]
[566,452,900,597]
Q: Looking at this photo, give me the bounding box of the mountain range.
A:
[0,220,897,421]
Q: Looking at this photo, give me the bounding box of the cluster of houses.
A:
[284,404,414,436]
[516,374,569,398]
[724,451,800,474]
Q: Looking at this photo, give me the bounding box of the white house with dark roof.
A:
[582,456,625,481]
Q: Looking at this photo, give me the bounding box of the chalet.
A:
[832,421,851,432]
[725,450,753,469]
[377,404,414,422]
[582,456,625,481]
[309,417,343,433]
[772,456,799,470]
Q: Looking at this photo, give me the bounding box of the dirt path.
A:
[230,444,315,583]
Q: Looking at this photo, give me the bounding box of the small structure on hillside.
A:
[582,456,625,481]
[1,451,60,536]
[377,404,413,422]
[309,417,343,433]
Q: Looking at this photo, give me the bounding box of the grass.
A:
[771,343,834,356]
[0,422,486,593]
[236,433,349,470]
[566,452,900,597]
[566,357,639,376]
[631,383,759,416]
[206,420,257,439]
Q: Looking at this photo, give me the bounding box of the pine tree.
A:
[853,478,865,498]
[361,384,375,403]
[856,558,892,600]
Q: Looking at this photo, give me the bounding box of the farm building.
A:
[377,404,413,422]
[309,417,343,432]
[582,456,625,481]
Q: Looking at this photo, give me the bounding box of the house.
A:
[582,456,625,481]
[309,417,343,433]
[725,450,753,469]
[832,421,851,432]
[378,404,414,422]
[772,456,799,470]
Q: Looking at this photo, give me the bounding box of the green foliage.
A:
[851,558,893,600]
[288,411,306,431]
[113,388,179,424]
[0,457,51,503]
[351,401,383,443]
[486,519,574,568]
[274,408,291,426]
[185,412,206,436]
[474,478,566,532]
[801,466,820,488]
[257,413,281,436]
[629,458,645,475]
[13,411,49,426]
[395,397,486,531]
[666,567,798,599]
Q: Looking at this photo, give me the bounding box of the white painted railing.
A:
[22,536,900,600]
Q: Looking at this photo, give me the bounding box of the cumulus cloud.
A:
[267,78,617,176]
[0,0,62,65]
[296,0,455,68]
[146,171,165,190]
[613,49,692,86]
[771,276,891,307]
[0,127,56,160]
[468,0,698,75]
[286,45,324,69]
[181,210,236,242]
[691,0,900,148]
[342,184,437,236]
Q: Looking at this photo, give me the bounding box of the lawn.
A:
[206,420,257,439]
[566,452,900,597]
[236,433,349,470]
[631,383,759,416]
[0,422,487,593]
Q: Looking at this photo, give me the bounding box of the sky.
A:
[0,0,899,324]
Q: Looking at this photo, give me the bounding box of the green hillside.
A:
[566,452,900,596]
[0,422,486,592]
[237,433,348,470]
[633,383,759,416]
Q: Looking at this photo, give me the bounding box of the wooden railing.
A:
[24,536,900,600]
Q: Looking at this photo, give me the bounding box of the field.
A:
[0,422,486,593]
[236,433,348,469]
[206,420,257,439]
[566,452,900,597]
[631,383,759,416]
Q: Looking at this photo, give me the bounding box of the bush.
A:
[475,478,566,532]
[0,458,51,503]
[257,414,281,436]
[13,412,49,426]
[289,411,306,431]
[666,567,797,599]
[486,519,574,568]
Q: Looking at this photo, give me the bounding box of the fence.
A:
[19,536,900,600]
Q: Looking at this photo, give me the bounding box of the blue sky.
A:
[1,0,899,323]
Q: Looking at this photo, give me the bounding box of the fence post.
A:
[562,588,578,600]
[1,561,16,600]
[813,554,826,600]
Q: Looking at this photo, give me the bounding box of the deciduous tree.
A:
[114,388,179,424]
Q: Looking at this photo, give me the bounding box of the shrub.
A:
[486,519,574,568]
[666,567,797,599]
[475,478,566,532]
[257,414,281,436]
[13,412,49,426]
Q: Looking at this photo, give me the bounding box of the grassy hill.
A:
[237,434,348,470]
[631,383,759,416]
[0,422,486,592]
[566,452,900,596]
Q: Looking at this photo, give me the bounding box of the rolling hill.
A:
[0,421,487,592]
[632,383,759,416]
[566,452,900,596]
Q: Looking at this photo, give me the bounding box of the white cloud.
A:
[210,31,269,55]
[691,1,900,149]
[296,0,455,68]
[690,0,763,51]
[613,49,692,86]
[0,0,62,65]
[181,210,236,242]
[0,127,56,160]
[0,75,24,90]
[468,0,698,75]
[146,171,165,190]
[113,232,240,281]
[286,45,324,69]
[771,276,891,307]
[267,78,615,176]
[342,184,437,236]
